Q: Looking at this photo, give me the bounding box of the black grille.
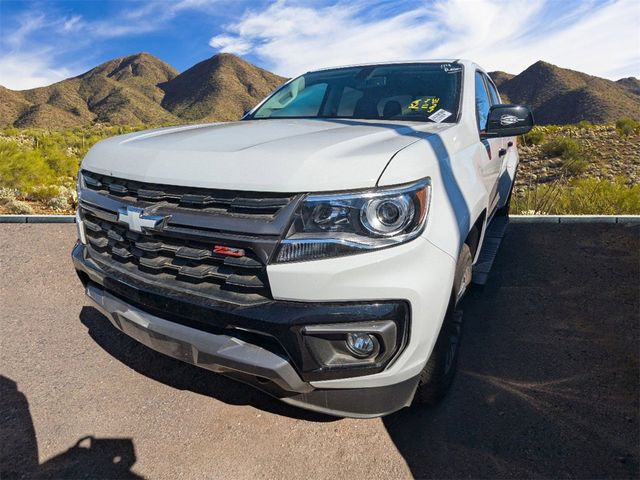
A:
[82,170,294,217]
[81,209,271,305]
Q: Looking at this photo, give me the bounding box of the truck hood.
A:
[82,119,452,192]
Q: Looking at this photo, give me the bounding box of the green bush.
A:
[541,137,583,160]
[0,141,58,192]
[562,158,589,176]
[576,120,593,129]
[514,178,640,214]
[615,117,640,137]
[0,124,150,202]
[522,129,545,145]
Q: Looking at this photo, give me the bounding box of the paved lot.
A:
[1,223,638,479]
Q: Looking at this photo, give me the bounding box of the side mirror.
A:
[484,104,534,137]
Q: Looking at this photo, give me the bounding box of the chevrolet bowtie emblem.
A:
[117,206,168,233]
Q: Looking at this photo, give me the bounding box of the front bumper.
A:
[73,243,419,417]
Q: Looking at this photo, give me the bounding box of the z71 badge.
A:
[213,245,245,257]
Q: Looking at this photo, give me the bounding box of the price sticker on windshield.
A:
[408,96,440,113]
[428,109,452,123]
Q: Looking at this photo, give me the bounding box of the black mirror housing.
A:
[484,104,534,138]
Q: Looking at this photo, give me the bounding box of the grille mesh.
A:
[81,209,271,304]
[82,170,294,217]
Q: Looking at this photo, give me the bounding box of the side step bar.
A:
[472,215,509,285]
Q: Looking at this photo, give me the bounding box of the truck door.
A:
[485,74,511,176]
[474,71,504,216]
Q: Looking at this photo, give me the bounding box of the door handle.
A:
[498,148,507,157]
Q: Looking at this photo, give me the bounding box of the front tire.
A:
[413,244,471,406]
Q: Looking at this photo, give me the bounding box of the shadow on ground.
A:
[384,223,639,478]
[0,375,143,479]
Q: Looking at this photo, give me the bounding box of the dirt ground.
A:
[1,223,638,479]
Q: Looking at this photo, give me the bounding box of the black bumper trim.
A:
[282,375,420,418]
[83,274,418,418]
[72,243,410,382]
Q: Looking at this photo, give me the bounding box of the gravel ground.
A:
[1,223,638,479]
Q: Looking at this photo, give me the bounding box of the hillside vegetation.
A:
[0,53,285,128]
[0,125,149,214]
[0,54,179,128]
[160,53,286,122]
[489,61,640,124]
[0,122,638,215]
[512,120,640,214]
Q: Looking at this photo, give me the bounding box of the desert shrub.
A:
[0,141,58,191]
[0,198,34,214]
[514,177,640,214]
[26,185,64,201]
[522,129,545,145]
[562,158,589,176]
[47,195,70,211]
[541,137,583,160]
[0,187,17,200]
[0,125,159,209]
[615,117,640,137]
[576,120,593,129]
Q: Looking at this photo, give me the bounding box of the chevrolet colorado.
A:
[72,60,534,417]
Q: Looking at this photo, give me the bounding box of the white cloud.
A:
[210,1,439,75]
[0,52,73,90]
[209,35,254,55]
[62,15,83,32]
[2,0,637,90]
[495,0,640,79]
[210,0,640,79]
[0,11,82,89]
[92,0,221,39]
[4,12,45,48]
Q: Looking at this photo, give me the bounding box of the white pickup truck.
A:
[72,60,533,417]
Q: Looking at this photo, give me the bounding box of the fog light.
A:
[346,333,377,358]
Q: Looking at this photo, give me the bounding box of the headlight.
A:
[275,178,430,263]
[75,174,86,244]
[76,171,86,200]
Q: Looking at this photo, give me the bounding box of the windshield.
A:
[248,63,462,123]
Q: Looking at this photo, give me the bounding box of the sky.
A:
[0,0,639,90]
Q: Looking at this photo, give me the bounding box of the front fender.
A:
[377,128,488,260]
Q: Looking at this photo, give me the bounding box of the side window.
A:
[485,76,501,105]
[474,71,491,131]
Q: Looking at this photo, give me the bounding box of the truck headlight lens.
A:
[275,178,430,263]
[76,173,82,201]
[361,195,414,236]
[75,174,86,244]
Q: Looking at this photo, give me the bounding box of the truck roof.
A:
[308,59,477,73]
